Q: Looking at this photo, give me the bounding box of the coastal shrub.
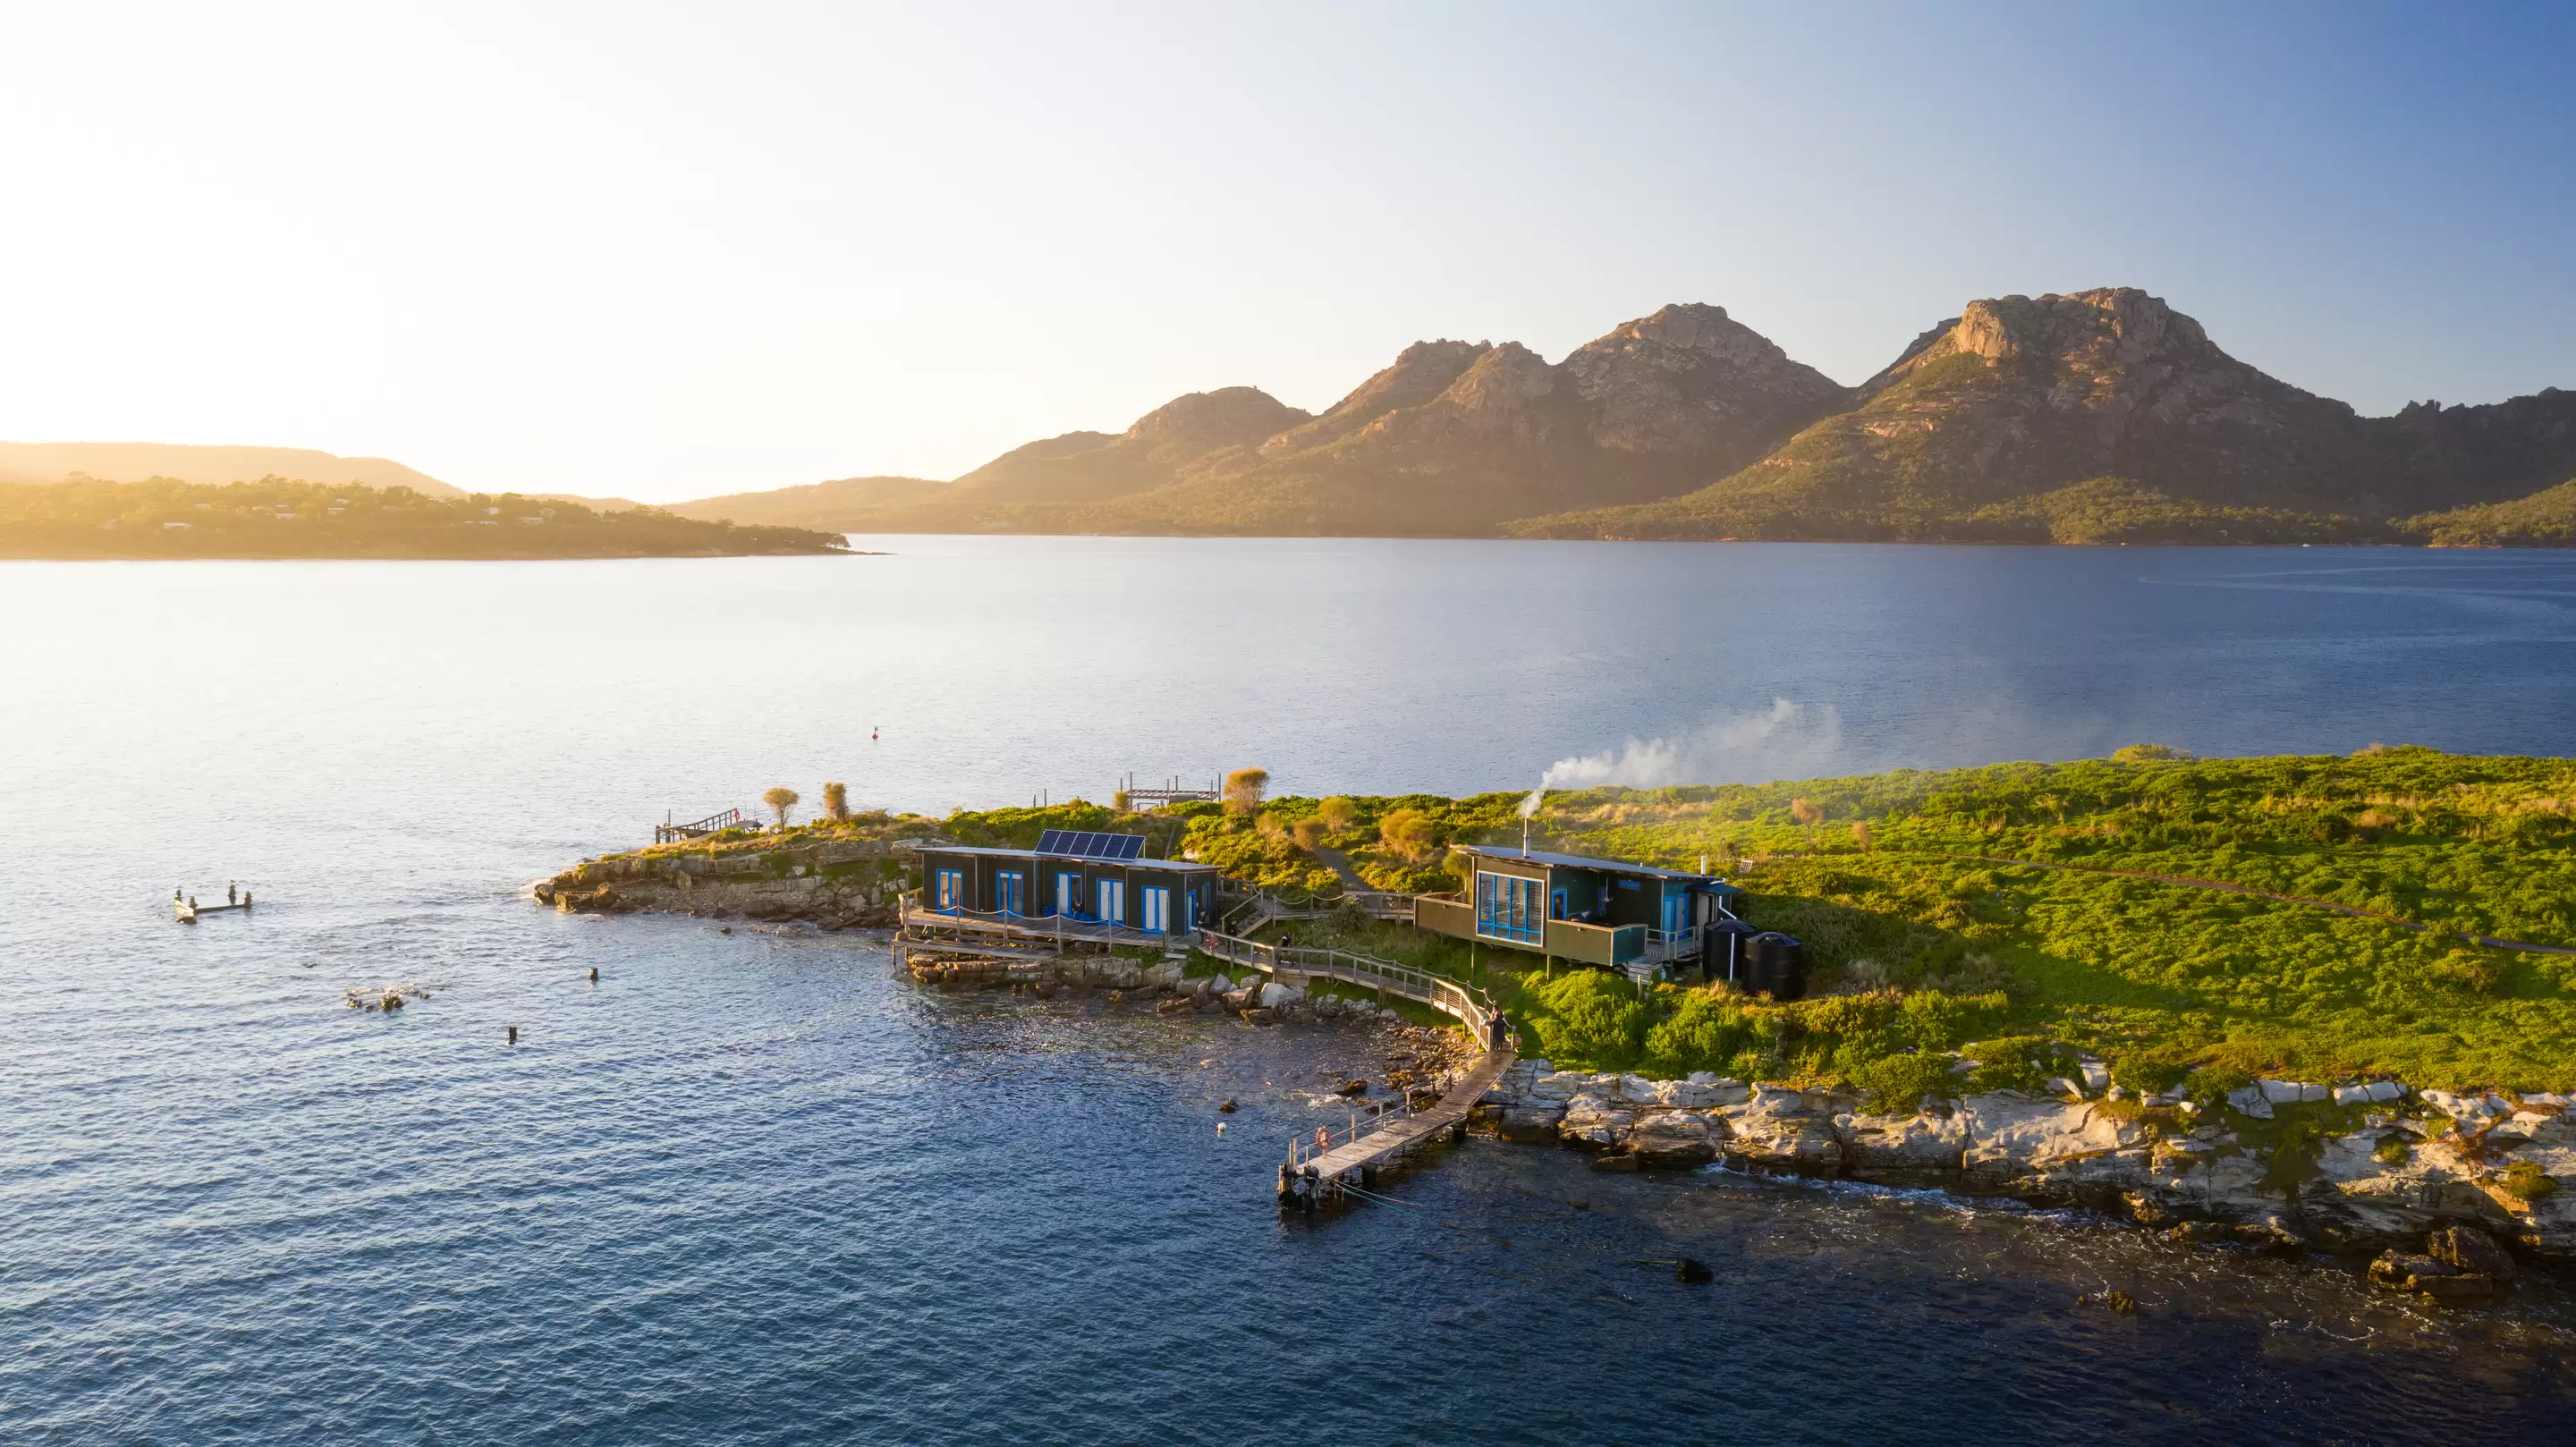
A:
[822,782,849,821]
[1224,767,1269,816]
[2110,1056,2192,1096]
[2182,1066,2255,1104]
[1379,808,1438,864]
[2503,1160,2561,1201]
[1969,1036,2074,1093]
[762,786,799,827]
[2428,949,2508,995]
[1292,817,1326,850]
[1849,1052,1961,1113]
[1318,796,1359,834]
[1641,989,1758,1076]
[2111,743,2191,762]
[1521,969,1651,1071]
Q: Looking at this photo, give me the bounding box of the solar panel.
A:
[1038,829,1147,859]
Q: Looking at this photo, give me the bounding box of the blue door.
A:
[996,871,1023,917]
[934,869,962,911]
[1056,872,1080,917]
[1140,885,1169,934]
[1097,879,1125,925]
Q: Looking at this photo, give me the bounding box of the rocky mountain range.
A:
[671,290,2576,543]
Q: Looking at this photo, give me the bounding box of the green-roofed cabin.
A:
[1413,843,1743,979]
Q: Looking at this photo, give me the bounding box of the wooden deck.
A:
[897,893,1189,954]
[1285,1044,1514,1197]
[1190,928,1515,1212]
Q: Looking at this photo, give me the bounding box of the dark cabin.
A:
[1413,843,1742,976]
[911,828,1219,935]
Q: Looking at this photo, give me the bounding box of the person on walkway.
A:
[227,884,236,905]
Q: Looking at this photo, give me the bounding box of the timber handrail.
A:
[1193,929,1503,1044]
[656,808,744,843]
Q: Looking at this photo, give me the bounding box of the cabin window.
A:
[1476,871,1542,944]
[934,869,963,911]
[1140,885,1169,933]
[1097,878,1125,925]
[996,871,1024,916]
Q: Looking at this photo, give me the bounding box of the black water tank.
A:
[1747,932,1807,1001]
[1703,921,1761,986]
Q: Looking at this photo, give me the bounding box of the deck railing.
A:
[1284,1092,1426,1172]
[656,808,744,843]
[1192,929,1502,1044]
[898,890,1185,952]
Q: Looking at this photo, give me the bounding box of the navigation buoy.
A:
[871,726,879,740]
[589,967,598,983]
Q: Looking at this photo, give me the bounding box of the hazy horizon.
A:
[4,1,2571,503]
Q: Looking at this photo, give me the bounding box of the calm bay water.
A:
[6,539,2576,1443]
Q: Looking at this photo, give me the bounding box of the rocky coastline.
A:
[535,843,2565,1305]
[1470,1058,2572,1304]
[532,837,905,928]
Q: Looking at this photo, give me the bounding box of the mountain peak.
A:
[1945,288,2207,367]
[1560,302,1846,460]
[1121,386,1308,461]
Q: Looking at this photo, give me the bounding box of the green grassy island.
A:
[782,748,2574,1097]
[0,478,852,559]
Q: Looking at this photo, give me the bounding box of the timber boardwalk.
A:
[1192,929,1515,1213]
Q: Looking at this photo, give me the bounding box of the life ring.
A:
[1314,1126,1331,1152]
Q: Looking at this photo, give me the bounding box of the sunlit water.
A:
[6,540,2576,1443]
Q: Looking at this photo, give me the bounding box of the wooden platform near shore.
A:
[1292,1044,1516,1188]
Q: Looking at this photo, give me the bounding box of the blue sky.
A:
[1,1,2569,498]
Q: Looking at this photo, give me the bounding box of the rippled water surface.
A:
[6,540,2576,1443]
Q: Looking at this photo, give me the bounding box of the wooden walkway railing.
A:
[1192,927,1514,1211]
[656,808,744,843]
[899,890,1187,953]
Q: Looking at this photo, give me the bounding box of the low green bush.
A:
[2182,1066,2255,1104]
[2504,1159,2561,1200]
[1849,1052,1962,1113]
[1969,1036,2074,1093]
[2111,1056,2191,1095]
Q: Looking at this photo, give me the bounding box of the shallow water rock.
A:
[1627,1111,1716,1168]
[1958,1093,2145,1199]
[1840,1110,1967,1180]
[1716,1089,1842,1174]
[1558,1096,1634,1151]
[1499,1103,1567,1143]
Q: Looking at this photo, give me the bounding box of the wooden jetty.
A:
[1192,929,1514,1213]
[174,889,254,924]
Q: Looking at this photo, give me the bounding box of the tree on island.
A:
[822,781,849,821]
[763,786,800,828]
[1224,767,1269,817]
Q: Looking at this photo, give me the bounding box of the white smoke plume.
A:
[1517,787,1546,818]
[1538,699,1847,790]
